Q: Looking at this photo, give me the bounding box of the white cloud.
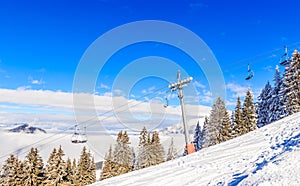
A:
[226,100,237,107]
[148,86,155,92]
[193,81,206,89]
[100,83,110,90]
[103,92,112,97]
[17,86,31,91]
[31,79,45,85]
[28,76,45,85]
[113,89,123,96]
[226,83,248,98]
[262,65,274,73]
[0,88,210,132]
[141,86,156,94]
[199,90,213,103]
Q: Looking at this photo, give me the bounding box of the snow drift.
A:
[90,112,300,185]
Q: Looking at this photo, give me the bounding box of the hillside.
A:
[90,112,300,185]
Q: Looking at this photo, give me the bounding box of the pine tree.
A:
[257,81,273,127]
[283,50,300,115]
[269,65,287,123]
[151,131,165,165]
[15,159,26,185]
[166,138,178,161]
[112,131,133,176]
[72,158,77,183]
[193,121,202,152]
[75,146,96,185]
[1,154,19,185]
[100,145,114,180]
[139,127,148,146]
[57,145,67,184]
[203,97,229,147]
[44,147,59,185]
[219,109,232,142]
[232,96,246,136]
[136,127,151,169]
[130,147,136,171]
[89,155,96,183]
[64,158,74,185]
[23,148,44,186]
[201,116,209,147]
[242,88,258,132]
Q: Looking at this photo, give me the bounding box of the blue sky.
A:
[0,0,300,124]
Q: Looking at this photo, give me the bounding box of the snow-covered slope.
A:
[90,112,300,186]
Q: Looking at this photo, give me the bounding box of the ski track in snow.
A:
[90,113,300,186]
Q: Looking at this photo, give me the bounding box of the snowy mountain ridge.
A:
[8,123,47,134]
[160,116,206,135]
[90,112,300,185]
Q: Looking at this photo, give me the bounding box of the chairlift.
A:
[245,63,254,80]
[163,96,169,108]
[163,91,169,108]
[71,124,87,143]
[279,45,290,66]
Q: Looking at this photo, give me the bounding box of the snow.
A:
[90,112,300,185]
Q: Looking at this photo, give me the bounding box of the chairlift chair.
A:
[71,125,87,143]
[163,91,170,108]
[279,45,290,66]
[163,97,169,108]
[245,64,254,80]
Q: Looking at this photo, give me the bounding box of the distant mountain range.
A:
[160,116,206,135]
[8,123,47,134]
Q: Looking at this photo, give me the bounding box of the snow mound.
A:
[90,112,300,186]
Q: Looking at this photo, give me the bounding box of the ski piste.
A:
[91,112,300,186]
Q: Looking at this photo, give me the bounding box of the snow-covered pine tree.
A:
[112,131,133,176]
[269,65,287,123]
[151,131,165,165]
[257,81,273,127]
[89,154,96,183]
[75,146,95,185]
[72,158,77,183]
[193,121,202,152]
[147,133,152,146]
[43,147,59,185]
[203,97,228,147]
[15,159,26,185]
[136,127,151,169]
[64,158,74,185]
[100,145,114,180]
[219,109,232,142]
[201,116,209,148]
[283,50,300,115]
[139,126,148,146]
[57,145,67,184]
[242,88,257,132]
[23,148,44,186]
[131,147,136,171]
[1,154,19,185]
[231,96,244,137]
[230,110,235,129]
[166,137,178,161]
